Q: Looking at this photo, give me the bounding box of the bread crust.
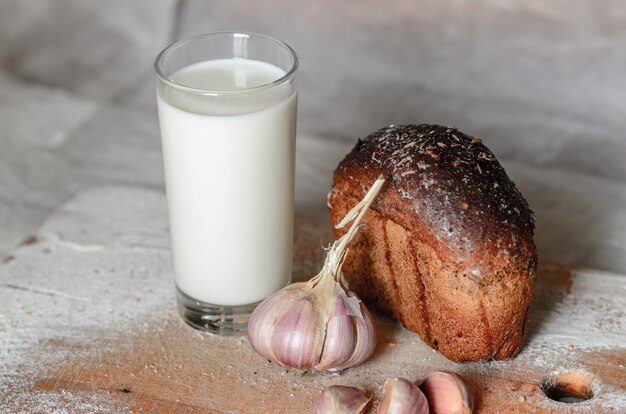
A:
[329,124,537,362]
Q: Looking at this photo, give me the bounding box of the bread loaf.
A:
[328,124,537,362]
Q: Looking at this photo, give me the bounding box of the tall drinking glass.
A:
[154,32,298,335]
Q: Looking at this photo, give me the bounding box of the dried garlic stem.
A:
[322,176,385,279]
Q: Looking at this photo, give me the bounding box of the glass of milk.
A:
[154,32,298,335]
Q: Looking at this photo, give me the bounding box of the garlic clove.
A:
[271,295,326,371]
[336,292,377,370]
[315,297,357,371]
[377,377,429,414]
[317,385,371,414]
[420,372,473,414]
[247,288,295,362]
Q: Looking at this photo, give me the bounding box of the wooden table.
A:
[1,186,624,413]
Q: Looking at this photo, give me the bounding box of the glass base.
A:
[176,287,260,336]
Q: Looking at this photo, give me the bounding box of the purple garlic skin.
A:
[317,385,371,414]
[247,280,377,372]
[316,292,377,371]
[420,372,473,414]
[377,377,429,414]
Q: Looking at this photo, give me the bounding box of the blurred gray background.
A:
[0,0,625,272]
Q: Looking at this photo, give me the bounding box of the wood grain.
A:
[0,187,624,413]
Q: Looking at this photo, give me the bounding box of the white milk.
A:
[157,59,296,306]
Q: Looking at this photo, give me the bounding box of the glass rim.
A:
[154,31,299,96]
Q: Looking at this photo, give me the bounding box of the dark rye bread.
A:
[328,124,537,362]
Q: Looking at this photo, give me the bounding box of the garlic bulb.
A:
[419,372,473,414]
[377,377,429,414]
[247,176,385,372]
[317,385,371,414]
